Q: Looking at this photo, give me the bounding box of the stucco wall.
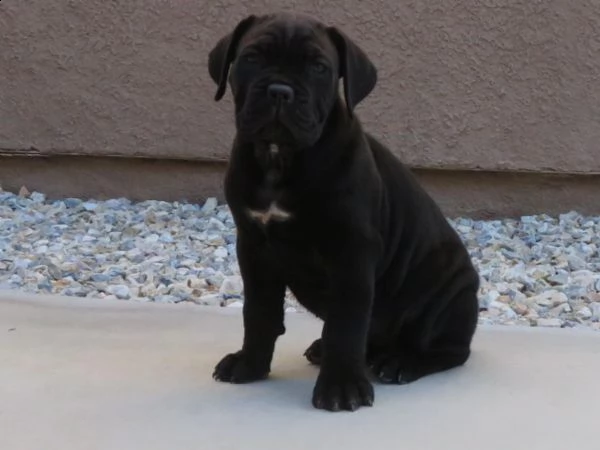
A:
[1,0,599,173]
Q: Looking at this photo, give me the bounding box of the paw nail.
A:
[348,401,359,411]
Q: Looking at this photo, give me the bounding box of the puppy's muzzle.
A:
[267,83,295,105]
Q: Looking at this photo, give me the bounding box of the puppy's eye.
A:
[311,62,328,74]
[242,53,260,64]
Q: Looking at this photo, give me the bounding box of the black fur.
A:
[209,12,480,412]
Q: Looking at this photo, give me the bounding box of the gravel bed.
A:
[1,187,600,331]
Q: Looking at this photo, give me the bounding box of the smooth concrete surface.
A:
[2,0,600,174]
[1,290,599,450]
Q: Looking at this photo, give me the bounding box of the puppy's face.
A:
[228,16,339,147]
[209,13,378,149]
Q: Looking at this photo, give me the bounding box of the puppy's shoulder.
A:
[363,132,410,176]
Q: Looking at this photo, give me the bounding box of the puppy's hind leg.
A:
[371,288,479,385]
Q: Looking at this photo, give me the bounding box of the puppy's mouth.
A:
[236,83,320,147]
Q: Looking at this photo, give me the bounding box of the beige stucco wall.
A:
[1,0,599,175]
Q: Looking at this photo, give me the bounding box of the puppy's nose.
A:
[267,83,294,104]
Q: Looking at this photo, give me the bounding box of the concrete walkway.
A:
[1,291,599,450]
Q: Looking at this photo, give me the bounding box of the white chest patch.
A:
[247,202,292,225]
[269,143,279,155]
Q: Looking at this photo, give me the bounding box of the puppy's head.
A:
[208,12,377,148]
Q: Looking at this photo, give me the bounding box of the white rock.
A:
[214,247,228,258]
[226,300,244,308]
[530,290,568,308]
[201,197,218,214]
[537,318,562,328]
[219,275,243,295]
[576,306,592,320]
[155,295,178,304]
[550,303,571,316]
[144,234,160,244]
[480,290,500,309]
[82,201,98,211]
[489,300,518,319]
[196,293,221,306]
[208,218,227,231]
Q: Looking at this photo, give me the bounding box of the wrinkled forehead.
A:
[240,15,337,59]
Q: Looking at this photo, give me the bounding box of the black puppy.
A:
[208,12,480,412]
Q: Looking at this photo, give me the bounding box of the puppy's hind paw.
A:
[370,355,419,385]
[303,338,322,365]
[213,351,269,384]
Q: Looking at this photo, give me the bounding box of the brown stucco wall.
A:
[1,1,599,217]
[2,0,599,172]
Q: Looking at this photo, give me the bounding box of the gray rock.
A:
[567,255,587,271]
[63,286,87,297]
[37,280,53,292]
[46,263,63,280]
[547,273,569,285]
[91,274,111,283]
[591,303,600,322]
[13,258,32,270]
[107,284,130,300]
[563,285,588,300]
[64,198,82,208]
[155,295,179,304]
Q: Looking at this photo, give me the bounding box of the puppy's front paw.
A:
[312,369,374,412]
[213,351,269,384]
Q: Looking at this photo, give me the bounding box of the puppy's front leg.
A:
[213,232,286,383]
[312,247,375,412]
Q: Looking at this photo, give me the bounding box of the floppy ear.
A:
[208,15,256,101]
[326,27,378,116]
